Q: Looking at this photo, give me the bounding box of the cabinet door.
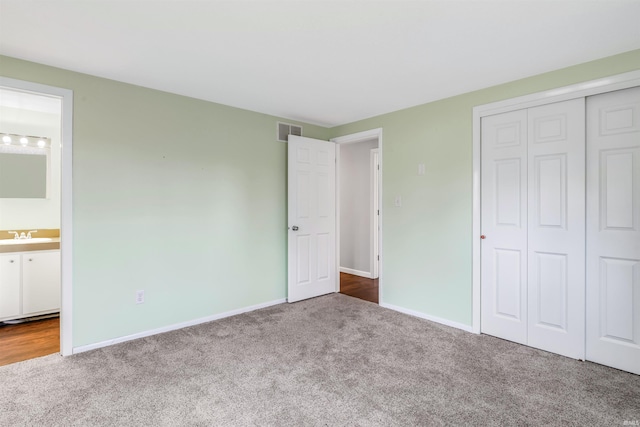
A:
[0,253,21,320]
[22,251,61,315]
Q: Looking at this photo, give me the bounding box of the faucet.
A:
[6,230,37,239]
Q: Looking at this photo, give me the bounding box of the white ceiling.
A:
[1,1,639,127]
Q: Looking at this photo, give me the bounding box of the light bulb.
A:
[20,137,28,146]
[2,135,11,144]
[37,139,46,148]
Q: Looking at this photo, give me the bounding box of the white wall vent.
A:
[277,122,302,142]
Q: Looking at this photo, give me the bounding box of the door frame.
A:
[331,128,383,299]
[472,69,640,334]
[371,148,380,279]
[0,77,73,356]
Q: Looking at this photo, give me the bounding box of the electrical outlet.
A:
[135,290,145,304]
[394,195,402,207]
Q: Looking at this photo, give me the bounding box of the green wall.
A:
[0,55,329,347]
[1,49,639,347]
[330,49,640,326]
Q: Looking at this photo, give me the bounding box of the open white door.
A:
[288,135,336,303]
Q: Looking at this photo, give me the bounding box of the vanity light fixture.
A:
[0,133,50,151]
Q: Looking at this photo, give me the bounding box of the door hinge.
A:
[377,255,380,260]
[377,209,379,215]
[377,164,380,170]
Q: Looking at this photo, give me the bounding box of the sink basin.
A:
[0,237,54,245]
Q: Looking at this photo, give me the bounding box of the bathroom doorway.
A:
[0,78,73,363]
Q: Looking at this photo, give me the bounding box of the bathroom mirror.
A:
[0,152,48,198]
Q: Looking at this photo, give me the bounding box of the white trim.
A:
[73,298,286,354]
[60,86,73,357]
[472,70,640,335]
[331,128,381,145]
[331,128,383,302]
[0,77,73,356]
[339,267,372,279]
[472,105,481,334]
[474,70,640,118]
[335,144,341,293]
[381,302,474,333]
[370,148,380,279]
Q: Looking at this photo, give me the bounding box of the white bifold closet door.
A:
[586,86,640,375]
[481,109,528,345]
[527,99,585,359]
[481,98,586,359]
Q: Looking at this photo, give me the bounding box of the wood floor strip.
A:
[0,317,60,366]
[339,272,379,304]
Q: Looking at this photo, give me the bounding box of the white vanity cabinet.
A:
[0,250,60,321]
[0,253,21,319]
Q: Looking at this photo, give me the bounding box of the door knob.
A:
[292,226,299,231]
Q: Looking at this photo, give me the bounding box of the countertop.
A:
[0,238,61,254]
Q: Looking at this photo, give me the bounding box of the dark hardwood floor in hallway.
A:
[0,317,59,367]
[340,272,379,304]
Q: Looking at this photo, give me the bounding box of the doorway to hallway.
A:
[333,129,382,305]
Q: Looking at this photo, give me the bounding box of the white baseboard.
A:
[72,298,287,354]
[339,267,372,279]
[380,302,474,333]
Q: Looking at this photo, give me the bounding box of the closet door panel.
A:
[481,110,528,344]
[587,86,640,375]
[527,98,586,359]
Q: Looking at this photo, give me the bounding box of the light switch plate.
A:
[394,195,402,207]
[136,290,145,304]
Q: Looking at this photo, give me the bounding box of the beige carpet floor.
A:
[0,293,639,426]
